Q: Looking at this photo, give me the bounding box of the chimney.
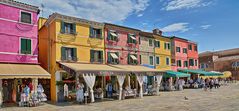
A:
[153,28,162,36]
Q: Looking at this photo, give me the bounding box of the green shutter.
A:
[72,23,76,34]
[107,30,111,40]
[127,34,130,43]
[99,29,102,39]
[21,39,27,54]
[72,48,77,61]
[61,21,65,33]
[89,27,93,38]
[61,47,66,60]
[90,50,94,62]
[164,43,166,49]
[107,52,111,63]
[99,50,103,62]
[158,41,160,48]
[26,39,31,54]
[128,54,130,64]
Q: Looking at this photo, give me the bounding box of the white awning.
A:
[130,35,136,40]
[110,32,117,37]
[110,53,119,59]
[130,55,137,60]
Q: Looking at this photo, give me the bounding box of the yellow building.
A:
[153,29,171,71]
[38,13,105,102]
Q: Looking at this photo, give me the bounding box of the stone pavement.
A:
[1,83,239,111]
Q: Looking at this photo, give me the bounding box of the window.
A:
[183,48,187,54]
[194,46,198,51]
[195,60,198,66]
[188,44,192,50]
[61,47,77,61]
[177,60,182,67]
[149,39,153,46]
[156,56,160,65]
[166,57,170,66]
[184,61,188,67]
[232,62,239,68]
[20,38,31,54]
[189,59,194,66]
[107,52,119,64]
[90,27,102,39]
[128,54,138,65]
[176,47,181,52]
[60,21,76,34]
[127,34,137,44]
[155,41,160,48]
[90,50,103,63]
[139,55,141,64]
[164,43,170,50]
[200,63,205,69]
[149,56,154,65]
[20,11,31,24]
[108,30,118,41]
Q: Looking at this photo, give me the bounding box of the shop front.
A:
[0,64,51,106]
[56,62,164,103]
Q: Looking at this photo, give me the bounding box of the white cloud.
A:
[161,23,190,33]
[137,13,144,17]
[201,24,211,29]
[16,0,150,23]
[162,0,212,11]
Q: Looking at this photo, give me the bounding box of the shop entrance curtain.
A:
[136,74,144,98]
[117,74,126,100]
[156,75,163,96]
[83,73,96,103]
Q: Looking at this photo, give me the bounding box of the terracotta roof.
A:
[0,0,39,12]
[214,55,239,62]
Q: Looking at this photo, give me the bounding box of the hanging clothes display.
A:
[116,75,126,100]
[76,83,84,103]
[136,74,144,98]
[63,84,69,97]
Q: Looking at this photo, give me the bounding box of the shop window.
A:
[156,56,160,65]
[166,57,170,66]
[128,54,138,65]
[176,47,181,53]
[60,21,76,34]
[90,50,103,63]
[189,59,194,66]
[20,11,31,24]
[155,41,160,48]
[90,27,102,39]
[61,47,77,61]
[20,38,31,54]
[183,48,187,54]
[127,34,137,44]
[107,52,119,64]
[149,56,154,65]
[177,60,182,67]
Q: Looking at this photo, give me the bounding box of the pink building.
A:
[104,23,140,65]
[187,41,199,69]
[171,37,199,71]
[0,1,39,63]
[0,1,50,104]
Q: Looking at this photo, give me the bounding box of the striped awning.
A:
[0,64,51,79]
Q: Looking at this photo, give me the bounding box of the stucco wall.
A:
[0,4,38,63]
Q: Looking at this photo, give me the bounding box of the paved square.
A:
[1,83,239,111]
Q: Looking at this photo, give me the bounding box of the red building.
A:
[187,41,199,69]
[104,23,140,65]
[171,37,198,71]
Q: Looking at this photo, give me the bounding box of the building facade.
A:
[171,37,189,71]
[38,13,104,102]
[0,0,50,104]
[199,48,239,80]
[139,31,155,68]
[187,41,199,69]
[104,23,140,65]
[153,29,171,71]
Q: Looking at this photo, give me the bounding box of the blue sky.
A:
[18,0,239,52]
